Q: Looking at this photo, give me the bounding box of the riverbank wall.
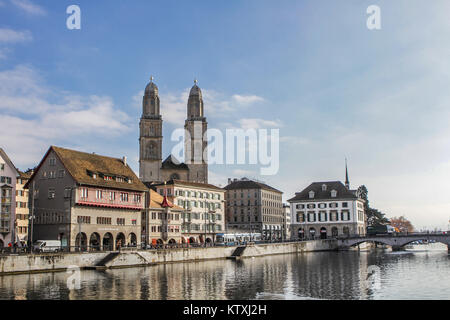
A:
[0,240,337,275]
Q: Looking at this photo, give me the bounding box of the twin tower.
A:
[139,77,208,184]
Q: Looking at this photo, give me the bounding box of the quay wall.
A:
[0,240,338,275]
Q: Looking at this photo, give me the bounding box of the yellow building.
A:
[15,171,31,243]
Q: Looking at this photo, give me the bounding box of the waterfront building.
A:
[0,148,19,248]
[15,170,32,243]
[151,180,225,244]
[288,178,366,240]
[25,146,147,251]
[139,78,208,184]
[283,204,291,240]
[142,188,184,245]
[224,178,284,241]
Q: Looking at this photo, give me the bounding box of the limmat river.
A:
[0,244,448,300]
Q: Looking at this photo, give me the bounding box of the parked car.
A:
[33,240,62,253]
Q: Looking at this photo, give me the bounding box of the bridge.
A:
[337,233,450,251]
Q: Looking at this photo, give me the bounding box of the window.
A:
[117,218,125,225]
[109,191,116,201]
[48,188,55,199]
[49,158,56,166]
[64,187,71,198]
[0,163,4,171]
[309,191,315,199]
[132,219,137,225]
[96,190,102,199]
[120,193,129,202]
[58,170,65,178]
[331,190,337,198]
[97,217,111,225]
[342,202,348,208]
[80,188,88,199]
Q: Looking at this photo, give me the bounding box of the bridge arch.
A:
[339,235,450,250]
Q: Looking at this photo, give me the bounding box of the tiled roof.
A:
[161,155,189,170]
[52,146,147,192]
[148,189,183,210]
[287,181,358,202]
[26,146,147,192]
[224,179,283,194]
[152,179,224,191]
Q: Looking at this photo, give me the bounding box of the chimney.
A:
[122,156,127,167]
[228,178,232,185]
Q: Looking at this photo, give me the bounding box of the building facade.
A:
[288,181,366,240]
[224,178,284,241]
[0,148,19,248]
[25,146,147,251]
[15,170,31,243]
[151,180,225,244]
[283,204,291,240]
[139,78,208,184]
[142,189,184,245]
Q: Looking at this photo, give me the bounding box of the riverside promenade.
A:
[0,240,337,275]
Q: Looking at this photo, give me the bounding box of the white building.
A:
[152,180,225,244]
[0,148,19,248]
[288,181,366,240]
[283,204,291,240]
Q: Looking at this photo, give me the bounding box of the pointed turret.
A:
[345,158,350,189]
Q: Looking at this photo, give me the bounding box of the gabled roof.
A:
[288,181,358,202]
[152,179,224,191]
[148,189,183,210]
[0,148,19,177]
[161,155,189,170]
[26,146,147,192]
[224,179,283,194]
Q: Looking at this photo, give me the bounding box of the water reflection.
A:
[0,245,448,300]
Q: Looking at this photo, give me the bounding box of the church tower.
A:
[139,76,163,183]
[184,80,208,183]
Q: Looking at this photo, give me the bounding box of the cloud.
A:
[0,28,32,43]
[10,0,46,16]
[232,94,265,106]
[0,65,131,168]
[238,118,283,130]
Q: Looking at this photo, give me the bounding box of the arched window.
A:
[170,173,180,180]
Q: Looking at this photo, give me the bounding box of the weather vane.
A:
[150,75,154,82]
[194,78,198,85]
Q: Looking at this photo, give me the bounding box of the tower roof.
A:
[145,76,158,95]
[189,79,202,98]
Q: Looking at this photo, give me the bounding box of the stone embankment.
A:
[0,240,338,275]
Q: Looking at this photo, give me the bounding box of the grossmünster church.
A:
[139,77,208,184]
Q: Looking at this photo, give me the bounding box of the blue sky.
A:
[1,0,450,230]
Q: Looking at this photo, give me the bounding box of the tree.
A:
[357,185,390,226]
[390,216,415,233]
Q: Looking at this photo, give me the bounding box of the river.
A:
[0,243,448,300]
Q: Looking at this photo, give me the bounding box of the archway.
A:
[116,233,126,249]
[89,233,100,251]
[332,227,339,238]
[181,237,187,244]
[75,232,87,251]
[168,239,176,246]
[320,227,327,240]
[189,237,196,244]
[103,233,114,251]
[298,228,304,240]
[343,227,350,237]
[309,228,316,240]
[128,233,137,247]
[205,238,212,246]
[156,239,164,245]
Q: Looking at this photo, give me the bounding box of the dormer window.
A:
[322,184,327,191]
[309,191,315,199]
[331,190,337,198]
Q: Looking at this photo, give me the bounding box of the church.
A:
[139,77,208,184]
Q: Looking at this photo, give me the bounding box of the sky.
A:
[0,0,449,230]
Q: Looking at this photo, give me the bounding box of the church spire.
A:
[345,158,350,189]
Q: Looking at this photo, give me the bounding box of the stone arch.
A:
[298,228,305,240]
[103,232,114,251]
[205,237,213,245]
[116,233,126,249]
[309,227,316,239]
[89,233,101,251]
[168,239,176,245]
[332,227,339,238]
[128,233,137,247]
[75,232,87,251]
[320,227,327,240]
[170,173,180,180]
